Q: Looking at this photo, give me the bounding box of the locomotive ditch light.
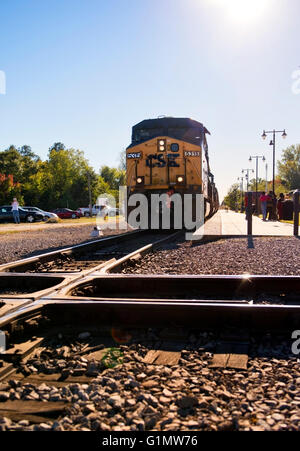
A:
[177,175,185,185]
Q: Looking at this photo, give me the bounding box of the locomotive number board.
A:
[127,152,142,159]
[184,151,201,157]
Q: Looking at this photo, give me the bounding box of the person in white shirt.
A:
[11,198,20,224]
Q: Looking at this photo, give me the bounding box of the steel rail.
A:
[0,229,146,273]
[0,230,182,322]
[0,230,299,333]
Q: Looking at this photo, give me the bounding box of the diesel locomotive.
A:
[126,117,219,228]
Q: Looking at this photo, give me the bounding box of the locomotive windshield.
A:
[133,128,164,143]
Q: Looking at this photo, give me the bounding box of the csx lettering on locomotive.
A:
[146,154,180,168]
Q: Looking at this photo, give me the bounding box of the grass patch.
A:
[101,348,124,369]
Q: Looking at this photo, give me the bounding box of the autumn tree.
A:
[278,145,300,190]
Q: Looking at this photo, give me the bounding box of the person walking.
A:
[11,198,20,224]
[259,192,270,222]
[277,193,285,221]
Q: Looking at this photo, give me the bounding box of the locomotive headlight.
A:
[177,176,185,184]
[136,176,144,186]
[159,140,165,146]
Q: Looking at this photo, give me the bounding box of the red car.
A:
[52,208,81,219]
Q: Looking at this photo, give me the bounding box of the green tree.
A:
[40,148,96,210]
[49,142,66,153]
[224,184,242,211]
[248,178,267,192]
[119,150,127,171]
[0,146,23,180]
[278,145,300,190]
[19,145,40,162]
[248,177,288,196]
[100,166,126,190]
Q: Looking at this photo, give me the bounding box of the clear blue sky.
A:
[0,0,299,200]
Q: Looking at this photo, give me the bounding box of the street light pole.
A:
[261,129,287,194]
[249,155,266,214]
[238,176,245,212]
[242,168,255,191]
[265,163,268,193]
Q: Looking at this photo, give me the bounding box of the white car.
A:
[107,208,120,217]
[23,207,59,221]
[77,205,108,217]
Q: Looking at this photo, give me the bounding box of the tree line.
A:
[0,142,125,210]
[224,145,300,210]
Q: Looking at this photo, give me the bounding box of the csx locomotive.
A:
[126,117,219,227]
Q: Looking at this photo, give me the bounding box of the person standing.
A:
[259,192,270,222]
[277,193,285,221]
[11,198,20,224]
[271,192,278,221]
[267,191,274,221]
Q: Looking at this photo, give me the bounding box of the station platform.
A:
[203,210,299,237]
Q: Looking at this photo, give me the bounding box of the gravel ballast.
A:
[122,237,300,276]
[0,226,129,265]
[0,330,299,431]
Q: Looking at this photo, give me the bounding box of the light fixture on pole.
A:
[242,168,255,191]
[261,129,287,193]
[249,155,266,214]
[238,176,245,212]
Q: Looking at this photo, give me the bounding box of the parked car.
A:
[22,207,59,221]
[77,205,107,217]
[107,208,120,217]
[0,206,45,223]
[52,208,81,219]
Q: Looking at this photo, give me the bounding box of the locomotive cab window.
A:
[133,128,164,143]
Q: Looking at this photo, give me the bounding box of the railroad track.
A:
[0,228,299,430]
[0,228,300,338]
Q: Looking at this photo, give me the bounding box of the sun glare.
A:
[209,0,272,27]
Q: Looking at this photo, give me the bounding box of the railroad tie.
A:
[210,342,249,370]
